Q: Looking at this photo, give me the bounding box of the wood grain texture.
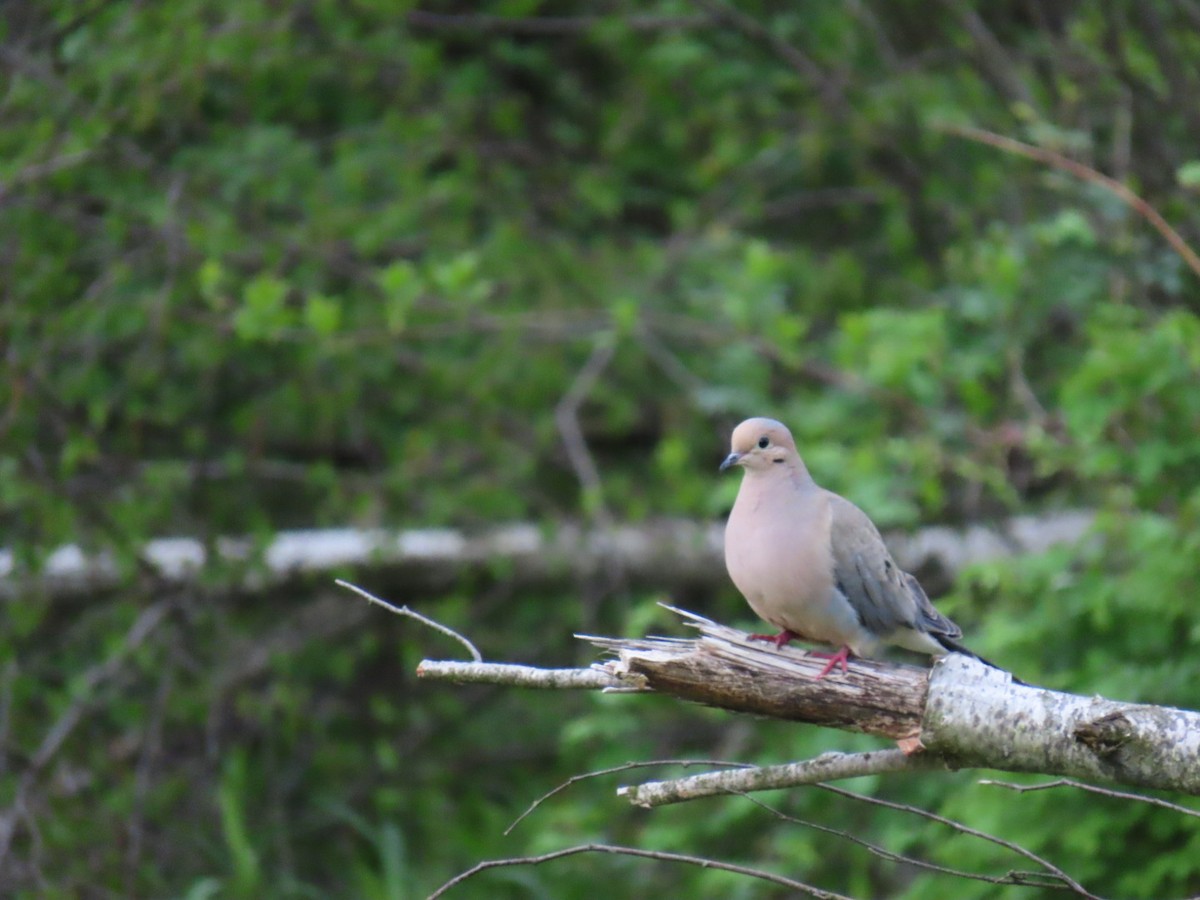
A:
[585,608,928,740]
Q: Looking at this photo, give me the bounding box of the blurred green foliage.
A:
[3,1,1200,897]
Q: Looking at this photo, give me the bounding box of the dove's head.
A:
[720,417,800,474]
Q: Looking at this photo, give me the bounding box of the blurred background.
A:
[4,1,1200,897]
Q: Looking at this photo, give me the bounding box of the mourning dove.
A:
[721,416,997,679]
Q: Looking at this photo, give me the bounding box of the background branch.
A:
[2,510,1096,602]
[939,123,1200,281]
[0,601,171,873]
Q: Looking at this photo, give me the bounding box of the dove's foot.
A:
[747,629,801,649]
[808,645,852,679]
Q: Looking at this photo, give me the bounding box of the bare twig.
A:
[635,326,709,395]
[843,0,901,71]
[31,603,169,770]
[1006,346,1050,421]
[427,842,854,900]
[336,580,481,662]
[696,0,845,109]
[618,749,943,808]
[943,4,1036,107]
[818,785,1099,899]
[0,601,172,875]
[938,122,1200,281]
[505,759,753,834]
[554,336,618,521]
[1181,0,1200,33]
[0,149,94,202]
[741,795,1071,892]
[125,665,174,890]
[980,777,1200,818]
[0,660,16,764]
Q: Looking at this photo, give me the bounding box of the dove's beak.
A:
[719,452,743,472]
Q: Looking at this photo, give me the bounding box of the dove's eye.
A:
[757,436,770,449]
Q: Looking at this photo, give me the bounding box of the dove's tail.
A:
[933,634,1029,687]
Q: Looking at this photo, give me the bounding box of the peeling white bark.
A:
[618,749,943,808]
[2,510,1093,600]
[415,660,631,691]
[922,655,1200,794]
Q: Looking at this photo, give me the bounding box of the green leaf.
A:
[1178,160,1200,189]
[234,273,293,341]
[377,260,423,333]
[303,293,342,336]
[429,251,491,304]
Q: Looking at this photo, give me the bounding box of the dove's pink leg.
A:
[747,629,801,649]
[807,645,852,679]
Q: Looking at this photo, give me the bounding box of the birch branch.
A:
[416,660,627,691]
[416,607,1200,800]
[2,510,1094,601]
[618,749,943,807]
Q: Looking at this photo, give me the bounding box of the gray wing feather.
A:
[830,494,1003,669]
[828,494,919,637]
[849,551,911,636]
[904,572,963,641]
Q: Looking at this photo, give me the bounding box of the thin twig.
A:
[980,778,1200,818]
[695,0,845,109]
[1006,346,1050,422]
[336,580,482,662]
[505,759,753,835]
[41,0,124,48]
[31,603,170,770]
[554,336,618,521]
[817,785,1100,899]
[0,660,16,766]
[944,3,1036,106]
[938,122,1200,281]
[635,325,709,395]
[740,794,1071,892]
[126,664,174,890]
[427,842,854,900]
[0,149,93,195]
[0,601,172,876]
[843,0,901,72]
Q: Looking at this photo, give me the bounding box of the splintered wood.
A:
[580,607,928,740]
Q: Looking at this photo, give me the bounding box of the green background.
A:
[4,1,1200,897]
